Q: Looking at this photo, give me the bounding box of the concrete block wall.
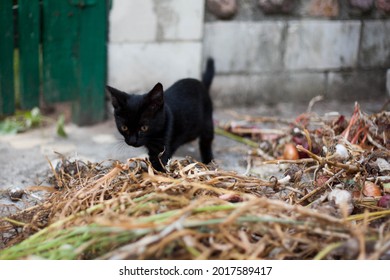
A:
[108,0,390,107]
[108,0,204,93]
[204,0,390,106]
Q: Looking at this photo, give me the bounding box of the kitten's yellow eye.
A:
[140,125,148,132]
[121,125,128,131]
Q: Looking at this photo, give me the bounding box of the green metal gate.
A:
[0,0,108,126]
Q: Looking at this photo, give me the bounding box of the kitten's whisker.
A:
[112,140,131,157]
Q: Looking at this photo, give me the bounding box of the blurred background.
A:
[1,0,390,126]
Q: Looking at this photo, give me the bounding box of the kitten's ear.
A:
[146,83,164,109]
[106,85,128,110]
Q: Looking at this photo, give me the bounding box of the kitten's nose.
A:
[125,135,141,147]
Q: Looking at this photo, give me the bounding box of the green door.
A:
[0,0,108,126]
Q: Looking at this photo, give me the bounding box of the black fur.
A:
[106,58,215,171]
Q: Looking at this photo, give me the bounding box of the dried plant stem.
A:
[366,176,390,182]
[307,95,324,113]
[1,217,27,227]
[296,145,361,173]
[313,242,343,260]
[347,209,390,222]
[262,158,316,165]
[296,170,344,204]
[215,127,259,148]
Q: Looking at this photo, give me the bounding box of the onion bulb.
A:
[333,144,349,160]
[363,181,381,197]
[283,143,299,160]
[328,189,354,215]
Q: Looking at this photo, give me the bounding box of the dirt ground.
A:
[0,98,388,206]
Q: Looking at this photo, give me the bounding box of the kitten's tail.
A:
[202,57,215,90]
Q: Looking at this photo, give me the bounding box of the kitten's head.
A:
[106,83,165,147]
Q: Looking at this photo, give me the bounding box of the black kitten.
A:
[106,58,215,172]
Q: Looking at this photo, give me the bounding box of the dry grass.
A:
[1,103,389,260]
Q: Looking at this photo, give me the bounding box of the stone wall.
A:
[108,0,390,107]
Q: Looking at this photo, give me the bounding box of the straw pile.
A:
[0,102,389,260]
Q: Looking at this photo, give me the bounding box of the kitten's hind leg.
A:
[199,121,214,164]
